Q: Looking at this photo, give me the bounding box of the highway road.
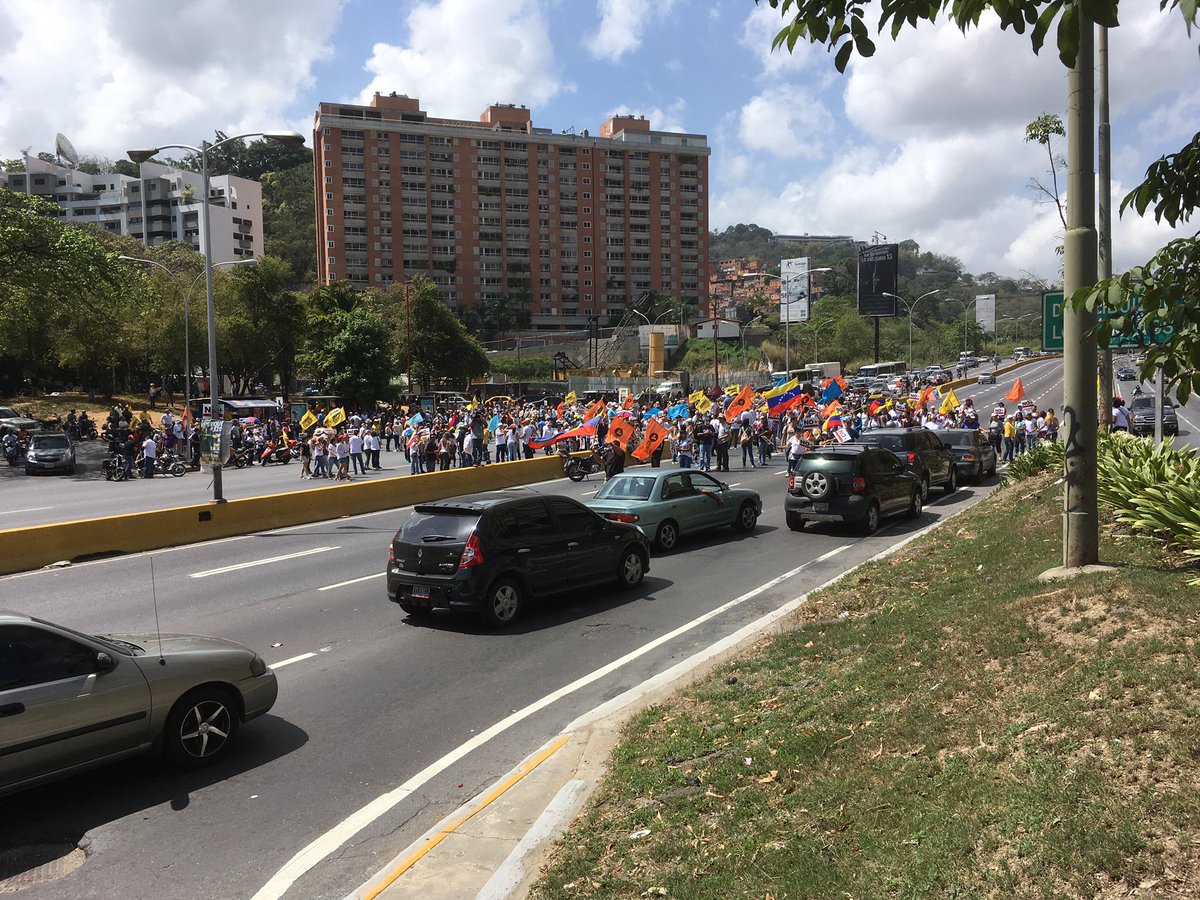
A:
[0,357,1193,899]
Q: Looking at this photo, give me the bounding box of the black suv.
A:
[785,445,922,534]
[856,427,958,499]
[386,492,650,628]
[1129,396,1179,437]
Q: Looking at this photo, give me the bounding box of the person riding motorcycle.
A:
[2,431,21,466]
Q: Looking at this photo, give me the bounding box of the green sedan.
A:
[585,470,762,551]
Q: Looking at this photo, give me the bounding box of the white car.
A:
[977,371,997,385]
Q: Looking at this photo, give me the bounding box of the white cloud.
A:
[0,0,341,161]
[357,0,567,119]
[739,2,820,76]
[587,0,671,61]
[606,99,688,133]
[738,85,834,159]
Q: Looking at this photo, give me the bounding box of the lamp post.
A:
[883,289,941,369]
[632,308,651,375]
[943,297,979,354]
[809,318,837,362]
[118,256,256,414]
[739,315,763,358]
[127,130,304,503]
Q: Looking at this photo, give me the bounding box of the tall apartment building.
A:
[2,155,263,260]
[313,93,711,329]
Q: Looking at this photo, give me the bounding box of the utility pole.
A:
[1060,19,1100,569]
[1097,26,1114,428]
[405,282,413,398]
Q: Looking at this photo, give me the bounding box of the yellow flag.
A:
[564,390,578,405]
[467,396,479,411]
[688,389,706,405]
[299,410,317,431]
[762,377,799,400]
[695,395,713,414]
[939,388,960,415]
[325,407,346,428]
[723,383,741,397]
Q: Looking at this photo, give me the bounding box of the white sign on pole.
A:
[975,294,997,333]
[780,257,811,323]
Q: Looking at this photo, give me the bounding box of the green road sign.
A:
[1042,291,1173,352]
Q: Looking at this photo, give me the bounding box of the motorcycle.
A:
[259,439,296,466]
[561,447,603,482]
[3,436,22,467]
[102,454,128,482]
[78,418,98,441]
[229,445,252,469]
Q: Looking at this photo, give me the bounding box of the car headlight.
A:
[250,654,268,676]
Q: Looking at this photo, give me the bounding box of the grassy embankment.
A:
[532,471,1200,899]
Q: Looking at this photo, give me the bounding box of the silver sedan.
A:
[0,611,278,796]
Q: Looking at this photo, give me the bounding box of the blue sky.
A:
[1,0,1197,280]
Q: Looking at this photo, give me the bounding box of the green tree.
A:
[396,279,489,391]
[262,164,317,285]
[309,309,394,408]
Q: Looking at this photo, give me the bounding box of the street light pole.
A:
[884,289,940,369]
[127,130,304,504]
[811,319,836,362]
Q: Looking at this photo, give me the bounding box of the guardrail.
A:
[940,354,1059,393]
[0,455,563,577]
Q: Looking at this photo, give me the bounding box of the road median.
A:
[0,455,562,576]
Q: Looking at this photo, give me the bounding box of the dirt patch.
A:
[1029,585,1171,654]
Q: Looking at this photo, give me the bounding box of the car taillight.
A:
[788,475,796,491]
[606,513,640,523]
[851,475,866,492]
[907,452,917,465]
[388,544,395,563]
[962,454,974,461]
[459,532,485,568]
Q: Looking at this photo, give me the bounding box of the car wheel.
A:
[858,502,880,535]
[733,501,758,533]
[909,490,923,519]
[24,467,33,475]
[988,460,997,476]
[617,547,645,589]
[801,470,833,501]
[943,467,957,494]
[920,476,930,502]
[164,687,239,767]
[483,577,524,628]
[786,512,805,532]
[655,519,679,551]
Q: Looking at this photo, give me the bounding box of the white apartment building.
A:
[2,155,263,260]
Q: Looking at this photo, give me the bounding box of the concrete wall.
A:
[0,456,562,577]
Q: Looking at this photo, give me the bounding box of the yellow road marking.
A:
[363,733,573,899]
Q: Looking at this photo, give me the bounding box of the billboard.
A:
[780,257,810,323]
[857,244,899,316]
[975,294,996,333]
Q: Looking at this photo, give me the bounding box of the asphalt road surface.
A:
[0,357,1193,899]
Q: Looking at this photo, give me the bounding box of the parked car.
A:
[585,470,761,551]
[386,492,650,627]
[23,431,76,475]
[1129,396,1179,437]
[977,371,997,384]
[939,428,998,482]
[0,611,278,797]
[0,406,40,435]
[785,445,922,534]
[855,427,958,499]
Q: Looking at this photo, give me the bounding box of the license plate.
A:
[813,502,829,512]
[411,586,430,599]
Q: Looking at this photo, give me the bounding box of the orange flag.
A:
[622,392,634,410]
[583,399,607,421]
[724,384,755,423]
[632,418,668,461]
[918,385,935,408]
[1005,378,1025,403]
[607,417,635,449]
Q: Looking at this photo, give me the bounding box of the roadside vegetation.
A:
[531,443,1200,898]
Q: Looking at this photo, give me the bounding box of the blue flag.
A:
[488,414,500,433]
[820,380,843,404]
[409,412,423,426]
[667,403,689,420]
[644,406,662,419]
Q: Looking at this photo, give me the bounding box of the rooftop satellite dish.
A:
[55,133,80,167]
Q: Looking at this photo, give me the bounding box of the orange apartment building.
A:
[313,92,711,330]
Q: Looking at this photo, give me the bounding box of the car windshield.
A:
[400,510,481,543]
[800,454,857,473]
[0,407,18,418]
[940,432,977,448]
[595,476,657,501]
[28,615,136,657]
[1130,397,1156,410]
[31,435,70,449]
[858,433,904,451]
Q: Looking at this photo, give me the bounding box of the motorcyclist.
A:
[2,430,20,465]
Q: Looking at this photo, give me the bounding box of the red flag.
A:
[632,418,668,461]
[622,393,634,410]
[918,385,935,408]
[868,399,881,416]
[529,418,599,451]
[607,417,635,449]
[724,384,755,423]
[1005,378,1025,403]
[556,401,564,417]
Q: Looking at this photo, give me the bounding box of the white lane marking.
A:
[250,544,850,900]
[188,547,339,579]
[0,506,54,515]
[271,652,316,669]
[318,572,384,591]
[583,490,600,496]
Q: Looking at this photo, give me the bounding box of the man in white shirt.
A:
[141,434,157,478]
[348,431,365,474]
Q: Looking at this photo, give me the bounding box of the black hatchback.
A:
[785,445,921,534]
[386,492,650,627]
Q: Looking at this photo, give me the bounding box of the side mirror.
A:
[95,651,116,673]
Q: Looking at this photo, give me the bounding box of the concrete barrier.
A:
[0,455,563,576]
[941,354,1059,393]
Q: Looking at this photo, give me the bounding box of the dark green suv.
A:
[785,445,922,535]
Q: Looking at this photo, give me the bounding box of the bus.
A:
[857,361,906,380]
[770,367,826,386]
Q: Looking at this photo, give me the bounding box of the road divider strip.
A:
[271,652,317,669]
[189,547,339,579]
[0,455,563,577]
[319,572,385,592]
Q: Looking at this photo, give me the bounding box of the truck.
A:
[813,361,842,378]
